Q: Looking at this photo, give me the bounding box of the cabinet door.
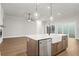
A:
[63,39,68,50]
[62,36,68,50]
[51,43,57,56]
[27,38,38,56]
[57,41,63,53]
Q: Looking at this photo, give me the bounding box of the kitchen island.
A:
[1,34,68,56]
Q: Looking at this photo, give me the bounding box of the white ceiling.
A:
[1,3,79,21]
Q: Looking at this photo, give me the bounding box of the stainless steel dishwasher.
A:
[38,38,52,56]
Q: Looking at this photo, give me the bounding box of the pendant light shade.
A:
[26,12,33,22]
[34,12,38,17]
[50,16,53,21]
[34,3,39,19]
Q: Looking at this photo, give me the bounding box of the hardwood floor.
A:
[58,38,79,56]
[0,37,27,56]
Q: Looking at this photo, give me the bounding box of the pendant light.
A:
[49,3,53,21]
[26,12,33,22]
[27,13,31,22]
[34,3,39,19]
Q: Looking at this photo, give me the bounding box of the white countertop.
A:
[50,34,64,43]
[4,34,67,43]
[50,34,68,43]
[26,34,51,40]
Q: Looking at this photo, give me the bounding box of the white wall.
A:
[75,18,79,39]
[36,20,44,34]
[0,4,3,25]
[0,4,3,43]
[3,15,44,38]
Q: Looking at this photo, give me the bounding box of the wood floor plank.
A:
[58,38,79,56]
[1,37,27,56]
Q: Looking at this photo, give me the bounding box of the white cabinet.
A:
[39,38,52,56]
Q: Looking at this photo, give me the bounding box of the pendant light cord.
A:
[36,3,38,12]
[50,3,52,17]
[49,3,53,26]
